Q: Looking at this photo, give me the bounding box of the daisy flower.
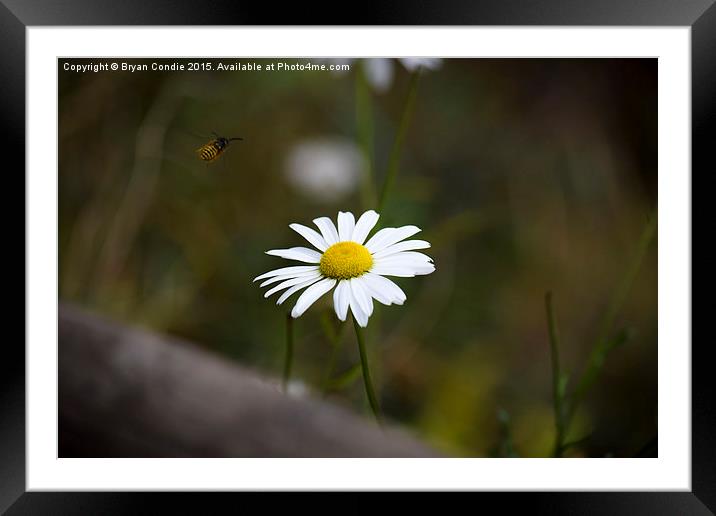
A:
[255,210,435,327]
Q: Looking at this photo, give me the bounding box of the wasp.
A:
[195,132,243,163]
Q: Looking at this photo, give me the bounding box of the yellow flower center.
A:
[319,241,373,280]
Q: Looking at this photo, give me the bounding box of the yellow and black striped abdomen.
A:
[196,141,222,162]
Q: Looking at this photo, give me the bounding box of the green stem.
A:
[496,409,518,457]
[282,313,294,391]
[356,66,376,210]
[566,213,657,426]
[321,321,347,395]
[353,316,383,423]
[545,291,566,457]
[377,71,421,214]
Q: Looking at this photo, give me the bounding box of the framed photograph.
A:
[5,0,709,511]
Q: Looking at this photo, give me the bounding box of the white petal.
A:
[266,247,322,263]
[291,278,336,318]
[349,291,369,327]
[365,225,421,253]
[373,264,435,276]
[337,211,356,242]
[289,223,328,252]
[313,217,340,246]
[265,272,322,298]
[351,210,380,244]
[254,265,319,282]
[332,279,350,321]
[277,276,323,305]
[260,269,321,287]
[371,263,435,277]
[350,277,374,317]
[365,273,406,304]
[363,228,395,252]
[374,251,434,267]
[372,240,431,259]
[370,263,435,277]
[410,264,436,276]
[367,266,415,277]
[363,272,406,305]
[361,276,392,305]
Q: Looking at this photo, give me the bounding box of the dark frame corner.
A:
[3,0,711,513]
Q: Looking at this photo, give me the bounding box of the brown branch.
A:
[59,303,439,458]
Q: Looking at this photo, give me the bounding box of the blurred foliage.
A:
[59,58,657,457]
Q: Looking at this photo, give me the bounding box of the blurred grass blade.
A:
[377,71,421,214]
[325,363,362,392]
[607,327,636,352]
[558,372,570,400]
[567,212,657,424]
[319,310,339,347]
[321,319,347,395]
[496,408,519,458]
[545,291,567,457]
[282,312,294,391]
[561,433,593,453]
[356,67,376,209]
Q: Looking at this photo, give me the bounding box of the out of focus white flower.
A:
[286,379,309,398]
[363,59,395,93]
[319,58,443,93]
[365,58,443,93]
[399,58,443,72]
[284,138,364,202]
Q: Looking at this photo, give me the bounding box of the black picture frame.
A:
[3,0,710,512]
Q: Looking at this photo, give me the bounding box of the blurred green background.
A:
[58,58,657,458]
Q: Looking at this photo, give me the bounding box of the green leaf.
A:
[608,327,636,351]
[561,433,592,452]
[326,363,362,391]
[319,311,338,346]
[558,372,570,400]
